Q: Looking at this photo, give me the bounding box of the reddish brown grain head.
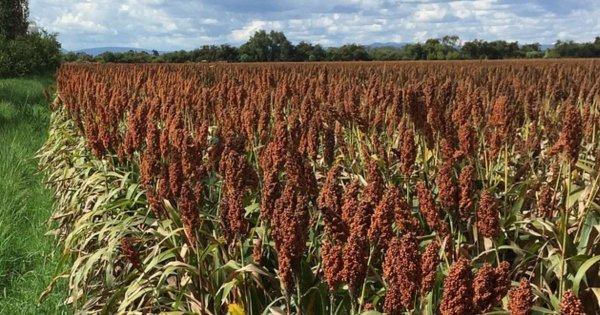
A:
[120,237,143,272]
[399,121,417,177]
[437,161,458,213]
[550,103,583,165]
[458,164,475,222]
[416,182,449,236]
[477,190,500,238]
[509,278,534,315]
[560,290,586,315]
[383,233,421,312]
[420,240,440,296]
[368,186,398,250]
[439,256,474,315]
[318,165,346,243]
[321,239,344,292]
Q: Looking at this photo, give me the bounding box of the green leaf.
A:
[217,280,237,306]
[567,184,585,209]
[244,202,260,215]
[573,255,600,295]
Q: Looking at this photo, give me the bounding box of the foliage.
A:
[0,0,28,40]
[239,30,295,62]
[0,31,62,77]
[63,30,600,64]
[326,44,371,61]
[293,41,326,61]
[548,38,600,58]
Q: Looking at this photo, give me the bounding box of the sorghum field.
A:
[41,60,600,315]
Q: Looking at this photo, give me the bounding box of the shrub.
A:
[0,31,61,77]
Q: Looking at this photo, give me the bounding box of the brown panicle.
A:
[383,233,421,313]
[260,168,281,221]
[549,103,583,165]
[458,164,475,223]
[363,159,385,207]
[437,161,458,214]
[440,138,457,165]
[272,183,310,293]
[323,126,336,166]
[343,181,372,297]
[416,182,449,236]
[285,151,318,199]
[259,139,285,221]
[493,261,512,305]
[318,165,346,242]
[473,261,510,313]
[219,140,257,245]
[179,184,199,245]
[120,237,143,272]
[321,239,344,292]
[342,221,369,298]
[458,124,477,159]
[368,187,397,250]
[472,264,498,313]
[400,121,417,177]
[487,96,510,161]
[509,278,534,315]
[420,240,440,296]
[477,190,500,238]
[559,290,586,315]
[341,181,362,229]
[439,256,474,315]
[168,152,184,199]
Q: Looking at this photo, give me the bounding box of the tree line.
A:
[64,30,600,64]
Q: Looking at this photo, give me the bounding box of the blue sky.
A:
[29,0,600,51]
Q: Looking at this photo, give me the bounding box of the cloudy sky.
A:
[30,0,600,51]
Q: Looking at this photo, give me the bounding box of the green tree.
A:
[239,30,272,62]
[269,31,294,61]
[97,51,117,63]
[294,41,325,61]
[239,30,294,62]
[0,31,61,76]
[0,0,29,40]
[327,44,371,61]
[403,43,426,60]
[441,35,459,48]
[62,51,79,62]
[218,44,239,62]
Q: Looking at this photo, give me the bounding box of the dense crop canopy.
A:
[41,60,600,314]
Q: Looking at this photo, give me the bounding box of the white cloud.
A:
[230,20,284,42]
[27,0,600,50]
[53,13,111,34]
[414,4,447,23]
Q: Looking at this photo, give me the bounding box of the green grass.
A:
[0,76,69,314]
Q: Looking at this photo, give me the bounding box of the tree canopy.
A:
[0,0,29,40]
[62,30,600,64]
[0,0,61,76]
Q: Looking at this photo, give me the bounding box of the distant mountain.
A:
[368,42,410,48]
[75,47,164,56]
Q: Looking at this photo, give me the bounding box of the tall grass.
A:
[0,76,69,314]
